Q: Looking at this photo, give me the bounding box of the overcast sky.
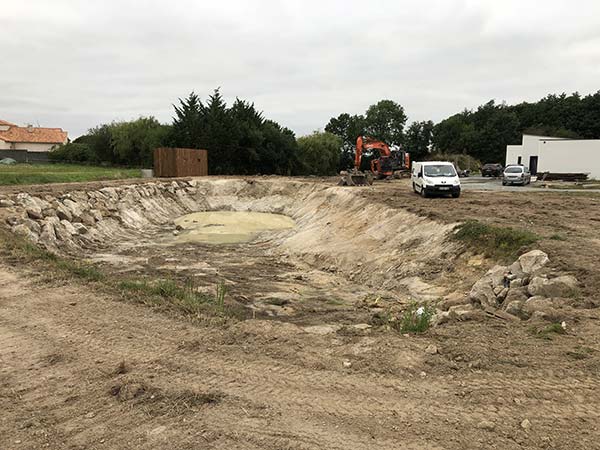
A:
[2,0,600,138]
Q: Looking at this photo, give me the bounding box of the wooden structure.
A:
[153,147,208,177]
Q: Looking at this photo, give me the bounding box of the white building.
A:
[506,134,600,180]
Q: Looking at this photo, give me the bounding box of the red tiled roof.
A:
[0,123,67,144]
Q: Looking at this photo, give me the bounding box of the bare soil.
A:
[1,177,600,449]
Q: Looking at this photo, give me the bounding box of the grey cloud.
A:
[1,0,600,137]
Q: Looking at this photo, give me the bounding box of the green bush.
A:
[49,143,97,163]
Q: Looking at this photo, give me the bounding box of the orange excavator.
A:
[339,136,410,186]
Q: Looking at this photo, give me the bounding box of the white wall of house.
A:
[538,140,600,179]
[505,145,529,166]
[1,141,60,152]
[505,135,547,167]
[12,142,59,152]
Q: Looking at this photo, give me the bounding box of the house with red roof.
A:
[0,120,68,153]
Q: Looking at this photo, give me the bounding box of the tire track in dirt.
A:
[2,265,600,449]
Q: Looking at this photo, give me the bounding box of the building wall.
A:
[0,141,60,152]
[538,140,600,179]
[505,135,569,168]
[505,145,527,166]
[12,142,59,152]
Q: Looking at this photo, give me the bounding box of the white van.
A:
[411,161,461,198]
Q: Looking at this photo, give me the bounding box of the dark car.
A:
[481,163,504,177]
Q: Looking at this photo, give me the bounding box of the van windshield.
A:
[424,165,456,177]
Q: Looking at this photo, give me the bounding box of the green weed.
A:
[453,220,539,259]
[530,322,566,340]
[398,303,434,334]
[549,234,567,241]
[374,303,434,334]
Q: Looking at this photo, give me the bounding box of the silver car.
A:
[502,165,531,186]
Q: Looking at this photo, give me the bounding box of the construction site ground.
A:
[1,177,600,450]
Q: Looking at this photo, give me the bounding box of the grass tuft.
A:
[530,322,566,340]
[453,220,539,259]
[118,277,239,319]
[548,234,567,241]
[373,302,434,334]
[398,303,434,334]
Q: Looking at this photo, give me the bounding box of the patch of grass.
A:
[0,227,240,322]
[118,277,239,319]
[398,303,434,334]
[0,163,140,186]
[453,220,539,259]
[529,322,566,340]
[215,280,227,313]
[548,234,567,241]
[0,226,104,282]
[374,303,434,334]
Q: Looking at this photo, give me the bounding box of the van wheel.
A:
[412,182,417,193]
[452,192,460,198]
[420,187,428,198]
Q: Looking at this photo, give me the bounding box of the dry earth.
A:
[1,177,600,449]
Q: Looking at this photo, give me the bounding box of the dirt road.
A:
[2,264,600,450]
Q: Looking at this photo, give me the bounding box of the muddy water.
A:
[172,211,296,244]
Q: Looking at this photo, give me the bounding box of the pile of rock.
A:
[469,250,579,321]
[0,181,200,252]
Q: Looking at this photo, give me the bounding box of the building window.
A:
[517,156,522,164]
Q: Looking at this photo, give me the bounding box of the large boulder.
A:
[60,220,78,236]
[62,199,84,219]
[523,296,563,321]
[23,219,41,235]
[504,300,525,317]
[12,224,39,243]
[26,207,43,220]
[528,275,579,298]
[518,250,549,275]
[56,204,73,221]
[504,286,529,304]
[469,265,507,308]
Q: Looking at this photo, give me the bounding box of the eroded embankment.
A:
[1,178,459,294]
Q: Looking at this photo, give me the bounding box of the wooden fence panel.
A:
[153,148,208,177]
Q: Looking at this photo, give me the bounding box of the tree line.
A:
[52,90,600,173]
[325,91,600,165]
[51,89,340,176]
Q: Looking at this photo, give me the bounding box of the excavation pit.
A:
[2,178,466,324]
